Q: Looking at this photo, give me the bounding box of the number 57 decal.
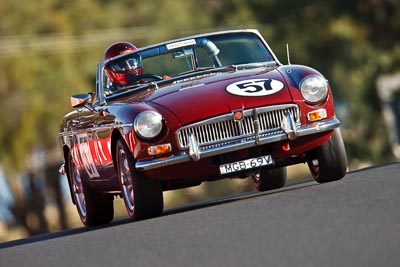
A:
[226,79,285,96]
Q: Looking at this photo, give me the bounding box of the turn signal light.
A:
[307,108,327,122]
[148,143,172,156]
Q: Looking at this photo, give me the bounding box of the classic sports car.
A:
[58,29,347,226]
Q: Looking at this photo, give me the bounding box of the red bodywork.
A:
[61,65,335,192]
[59,30,339,196]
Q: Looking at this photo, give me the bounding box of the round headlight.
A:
[299,75,328,104]
[134,110,163,139]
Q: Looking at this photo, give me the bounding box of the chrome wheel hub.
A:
[119,149,135,212]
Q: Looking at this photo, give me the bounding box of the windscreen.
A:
[103,31,275,95]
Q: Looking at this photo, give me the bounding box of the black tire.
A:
[67,154,114,226]
[307,127,347,183]
[116,139,163,221]
[251,167,287,191]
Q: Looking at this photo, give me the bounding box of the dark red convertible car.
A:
[58,29,347,226]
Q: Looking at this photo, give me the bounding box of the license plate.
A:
[219,155,274,175]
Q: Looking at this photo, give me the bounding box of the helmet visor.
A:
[108,55,142,73]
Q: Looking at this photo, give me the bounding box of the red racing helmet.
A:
[104,42,143,85]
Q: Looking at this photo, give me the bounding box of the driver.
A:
[104,42,143,87]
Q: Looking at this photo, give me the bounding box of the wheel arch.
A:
[111,129,125,172]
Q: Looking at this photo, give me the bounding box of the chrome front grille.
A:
[176,104,300,149]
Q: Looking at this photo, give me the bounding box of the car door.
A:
[91,108,116,179]
[71,109,101,181]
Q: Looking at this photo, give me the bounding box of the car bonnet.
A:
[145,68,293,124]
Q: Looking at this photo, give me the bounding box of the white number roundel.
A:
[226,79,285,96]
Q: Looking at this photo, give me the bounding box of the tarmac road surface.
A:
[1,162,399,267]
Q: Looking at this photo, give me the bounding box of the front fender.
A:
[277,64,326,89]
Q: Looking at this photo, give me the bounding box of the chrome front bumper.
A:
[135,117,340,171]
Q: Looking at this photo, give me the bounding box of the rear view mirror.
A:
[70,93,92,108]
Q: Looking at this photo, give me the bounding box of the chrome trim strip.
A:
[135,117,340,171]
[58,123,133,137]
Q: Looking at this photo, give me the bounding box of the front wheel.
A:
[307,127,347,183]
[116,139,163,221]
[251,167,287,191]
[67,154,114,226]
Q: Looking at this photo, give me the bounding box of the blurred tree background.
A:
[0,0,399,241]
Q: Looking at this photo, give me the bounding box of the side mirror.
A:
[70,93,92,108]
